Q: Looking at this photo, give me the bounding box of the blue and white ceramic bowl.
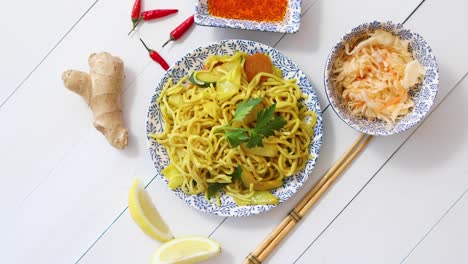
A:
[324,21,439,136]
[146,39,322,217]
[194,0,302,33]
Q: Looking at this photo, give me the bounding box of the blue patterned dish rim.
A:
[324,21,439,136]
[146,39,323,217]
[194,0,302,33]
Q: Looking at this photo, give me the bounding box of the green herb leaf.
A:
[255,103,276,129]
[229,165,243,182]
[255,104,287,137]
[232,98,263,122]
[207,183,226,199]
[226,129,250,147]
[247,131,263,148]
[207,165,243,199]
[256,115,287,138]
[221,99,287,149]
[297,101,304,110]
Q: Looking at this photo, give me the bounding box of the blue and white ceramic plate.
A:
[146,39,322,217]
[324,21,439,136]
[194,0,302,33]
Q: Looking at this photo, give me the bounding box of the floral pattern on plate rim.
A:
[146,39,323,217]
[324,21,439,136]
[194,0,302,33]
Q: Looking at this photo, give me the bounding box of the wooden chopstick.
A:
[244,134,373,264]
[247,133,368,261]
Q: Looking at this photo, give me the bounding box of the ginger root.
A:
[62,52,128,149]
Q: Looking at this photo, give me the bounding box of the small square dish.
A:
[194,0,302,33]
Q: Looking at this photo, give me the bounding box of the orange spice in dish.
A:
[207,0,288,22]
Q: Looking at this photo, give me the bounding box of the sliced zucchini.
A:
[189,70,223,87]
[189,72,206,86]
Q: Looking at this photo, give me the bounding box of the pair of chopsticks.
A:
[244,133,373,264]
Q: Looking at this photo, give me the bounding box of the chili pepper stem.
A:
[162,37,174,48]
[139,38,153,53]
[128,19,141,35]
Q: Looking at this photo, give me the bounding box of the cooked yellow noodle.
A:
[150,54,316,204]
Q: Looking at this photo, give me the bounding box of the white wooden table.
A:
[1,0,467,263]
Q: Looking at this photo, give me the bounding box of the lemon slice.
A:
[128,178,174,242]
[151,236,221,264]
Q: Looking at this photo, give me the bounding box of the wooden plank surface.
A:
[295,74,468,264]
[79,0,424,263]
[0,0,311,262]
[404,187,468,264]
[0,0,98,105]
[293,0,468,262]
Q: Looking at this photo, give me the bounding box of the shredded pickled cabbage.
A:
[331,30,425,127]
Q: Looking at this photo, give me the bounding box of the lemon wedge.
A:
[128,178,174,242]
[151,236,221,264]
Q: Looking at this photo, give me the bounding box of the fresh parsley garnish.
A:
[207,183,227,200]
[207,166,243,199]
[225,129,249,148]
[232,98,263,122]
[250,114,287,147]
[297,101,304,110]
[230,165,243,182]
[219,98,287,148]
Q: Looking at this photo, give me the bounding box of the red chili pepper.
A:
[139,38,170,70]
[128,0,142,35]
[162,15,195,47]
[141,9,178,20]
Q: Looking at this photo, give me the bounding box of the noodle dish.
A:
[146,40,323,217]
